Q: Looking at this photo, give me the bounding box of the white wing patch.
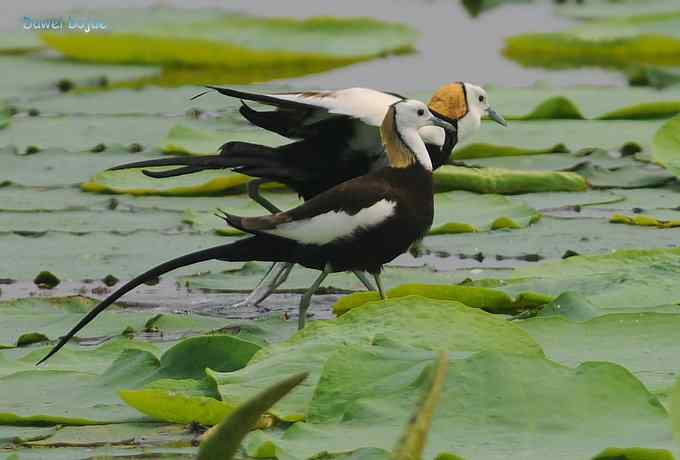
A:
[270,88,401,127]
[266,199,396,245]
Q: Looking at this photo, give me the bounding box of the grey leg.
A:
[298,264,331,329]
[232,180,289,308]
[352,271,376,291]
[373,272,386,300]
[232,262,292,309]
[248,178,281,214]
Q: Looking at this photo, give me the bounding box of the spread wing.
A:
[204,86,403,140]
[221,177,397,246]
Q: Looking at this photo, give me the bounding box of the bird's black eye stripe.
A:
[479,95,485,102]
[417,109,425,116]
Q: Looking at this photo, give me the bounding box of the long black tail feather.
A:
[36,236,301,365]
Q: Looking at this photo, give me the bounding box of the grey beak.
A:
[429,114,457,134]
[487,108,507,127]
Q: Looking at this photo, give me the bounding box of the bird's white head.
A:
[381,99,456,171]
[427,82,506,144]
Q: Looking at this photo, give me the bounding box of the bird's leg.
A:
[352,271,376,291]
[298,264,331,329]
[272,262,294,289]
[231,262,291,309]
[373,272,386,300]
[231,179,289,309]
[248,178,281,214]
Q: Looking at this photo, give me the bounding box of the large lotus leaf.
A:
[433,165,586,194]
[611,210,680,228]
[0,425,57,447]
[161,123,285,156]
[0,148,178,187]
[0,338,159,378]
[0,116,174,154]
[331,283,552,316]
[653,114,680,179]
[0,296,238,349]
[0,55,159,104]
[0,208,184,234]
[25,423,194,447]
[40,9,416,67]
[556,0,680,19]
[484,248,680,312]
[483,86,680,120]
[424,216,680,273]
[0,230,231,281]
[208,296,542,421]
[464,149,636,172]
[247,347,672,460]
[512,190,624,210]
[605,185,680,210]
[82,168,251,196]
[519,312,680,395]
[504,13,680,69]
[0,186,115,211]
[431,191,540,233]
[573,163,676,189]
[180,262,463,293]
[29,85,277,117]
[454,120,664,159]
[0,335,257,425]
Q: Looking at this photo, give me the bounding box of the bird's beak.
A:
[429,113,457,134]
[486,108,507,127]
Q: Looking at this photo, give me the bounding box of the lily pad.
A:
[454,120,664,157]
[504,13,680,69]
[519,311,680,394]
[484,248,680,312]
[424,216,680,271]
[611,210,680,228]
[332,283,552,316]
[247,347,672,460]
[161,123,285,156]
[434,165,587,194]
[0,230,231,280]
[573,163,676,189]
[0,335,257,425]
[209,296,542,421]
[82,168,251,196]
[652,114,680,179]
[41,9,416,69]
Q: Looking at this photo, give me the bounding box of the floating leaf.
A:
[520,311,680,393]
[209,297,541,421]
[249,347,671,460]
[41,9,416,70]
[434,165,587,194]
[611,211,680,228]
[652,114,680,179]
[332,284,552,316]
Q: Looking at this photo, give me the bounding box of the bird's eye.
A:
[417,109,425,116]
[479,95,485,102]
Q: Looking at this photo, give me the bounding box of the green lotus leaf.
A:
[332,284,552,316]
[247,347,671,460]
[40,9,416,70]
[208,296,542,422]
[520,310,680,394]
[434,165,587,194]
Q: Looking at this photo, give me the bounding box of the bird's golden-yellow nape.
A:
[427,82,469,121]
[380,105,417,169]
